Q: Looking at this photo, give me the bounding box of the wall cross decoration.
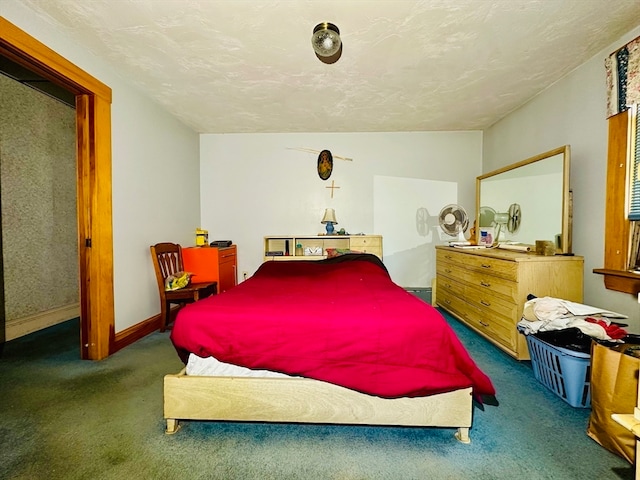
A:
[326,180,340,198]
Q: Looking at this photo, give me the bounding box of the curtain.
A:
[606,35,640,118]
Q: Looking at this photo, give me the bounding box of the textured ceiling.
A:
[17,0,640,133]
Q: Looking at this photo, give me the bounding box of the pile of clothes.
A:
[517,296,629,353]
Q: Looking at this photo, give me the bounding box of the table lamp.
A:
[321,208,338,234]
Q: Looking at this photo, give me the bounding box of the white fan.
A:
[438,204,469,242]
[493,203,522,241]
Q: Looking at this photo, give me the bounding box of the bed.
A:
[166,254,495,442]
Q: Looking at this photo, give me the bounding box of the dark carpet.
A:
[0,309,633,480]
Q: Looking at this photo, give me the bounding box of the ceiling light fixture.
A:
[312,22,342,64]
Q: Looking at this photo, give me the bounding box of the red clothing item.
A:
[585,317,627,340]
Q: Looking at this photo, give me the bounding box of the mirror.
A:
[476,146,571,253]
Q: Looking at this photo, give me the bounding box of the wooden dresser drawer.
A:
[436,248,465,267]
[436,287,471,320]
[435,245,584,360]
[436,260,461,280]
[349,236,381,247]
[440,288,517,352]
[218,245,237,261]
[436,248,518,281]
[476,311,518,351]
[465,286,518,320]
[464,255,518,281]
[465,272,518,303]
[349,236,382,257]
[437,275,465,299]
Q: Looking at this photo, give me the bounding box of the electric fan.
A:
[438,204,469,242]
[507,203,522,233]
[493,203,522,241]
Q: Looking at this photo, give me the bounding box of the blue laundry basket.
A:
[526,334,591,408]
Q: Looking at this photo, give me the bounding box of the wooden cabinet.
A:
[435,246,584,360]
[216,246,237,293]
[183,245,237,294]
[263,235,383,261]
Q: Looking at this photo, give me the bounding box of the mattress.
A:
[186,353,294,378]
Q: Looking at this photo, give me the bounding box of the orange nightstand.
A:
[182,245,237,294]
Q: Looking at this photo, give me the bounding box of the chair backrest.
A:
[150,242,184,293]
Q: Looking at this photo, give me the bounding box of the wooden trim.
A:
[477,145,569,181]
[0,16,114,359]
[593,110,640,295]
[0,18,111,101]
[113,306,181,353]
[5,304,80,341]
[603,111,630,271]
[113,315,162,353]
[593,269,640,295]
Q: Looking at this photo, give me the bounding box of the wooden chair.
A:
[150,242,217,332]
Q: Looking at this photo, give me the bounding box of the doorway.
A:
[0,17,114,360]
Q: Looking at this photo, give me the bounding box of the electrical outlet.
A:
[243,271,249,281]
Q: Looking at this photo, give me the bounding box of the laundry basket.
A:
[526,334,591,408]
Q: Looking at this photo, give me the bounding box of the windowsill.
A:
[593,268,640,295]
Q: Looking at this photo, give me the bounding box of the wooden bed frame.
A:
[164,368,474,443]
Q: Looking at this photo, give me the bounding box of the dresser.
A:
[435,246,584,360]
[182,245,238,294]
[263,235,382,261]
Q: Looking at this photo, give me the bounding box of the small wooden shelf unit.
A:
[263,235,382,261]
[435,246,584,360]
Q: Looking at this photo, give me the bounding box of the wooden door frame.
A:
[0,17,114,360]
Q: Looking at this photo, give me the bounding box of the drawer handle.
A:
[480,281,491,287]
[445,268,452,274]
[444,299,451,305]
[444,283,451,289]
[445,255,452,259]
[480,300,491,306]
[481,264,492,269]
[479,320,489,327]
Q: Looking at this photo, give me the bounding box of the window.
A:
[594,108,640,294]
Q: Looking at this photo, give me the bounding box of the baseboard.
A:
[111,306,179,354]
[112,315,161,353]
[405,287,433,305]
[5,303,80,341]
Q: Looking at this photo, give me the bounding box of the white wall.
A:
[1,3,202,332]
[484,25,640,332]
[200,132,482,287]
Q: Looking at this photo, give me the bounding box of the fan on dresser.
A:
[493,203,522,241]
[507,203,522,233]
[438,204,469,243]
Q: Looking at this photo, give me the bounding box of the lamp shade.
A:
[321,208,338,225]
[311,23,341,57]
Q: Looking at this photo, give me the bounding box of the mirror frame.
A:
[475,145,571,253]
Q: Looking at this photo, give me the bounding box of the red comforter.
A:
[171,255,495,399]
